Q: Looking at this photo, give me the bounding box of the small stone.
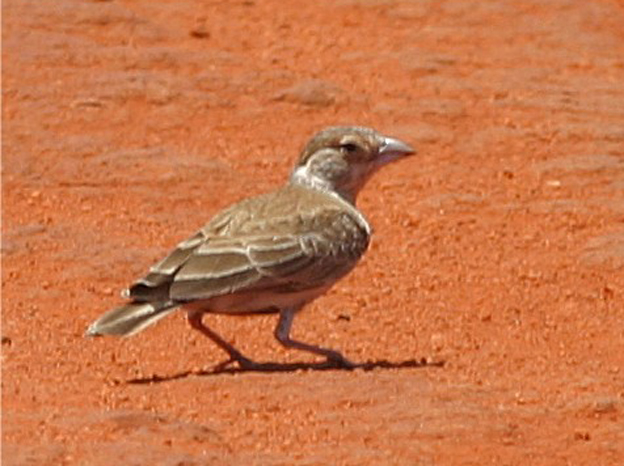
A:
[190,25,210,39]
[430,333,444,352]
[273,79,343,107]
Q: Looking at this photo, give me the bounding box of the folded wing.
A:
[125,207,369,306]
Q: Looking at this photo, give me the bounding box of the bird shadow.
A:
[126,357,444,385]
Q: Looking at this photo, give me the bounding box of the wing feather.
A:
[125,231,206,301]
[171,268,261,300]
[170,236,311,300]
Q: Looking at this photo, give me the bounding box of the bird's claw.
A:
[326,353,357,369]
[213,355,261,372]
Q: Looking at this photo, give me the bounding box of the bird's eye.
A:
[341,143,358,153]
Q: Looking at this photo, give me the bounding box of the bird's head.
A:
[290,126,415,204]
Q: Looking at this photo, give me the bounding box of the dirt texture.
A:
[3,0,624,464]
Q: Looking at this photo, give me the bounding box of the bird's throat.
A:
[290,164,358,205]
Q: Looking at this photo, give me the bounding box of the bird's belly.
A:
[183,284,333,315]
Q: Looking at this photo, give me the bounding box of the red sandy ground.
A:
[3,0,624,464]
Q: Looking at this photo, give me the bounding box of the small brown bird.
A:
[87,126,415,369]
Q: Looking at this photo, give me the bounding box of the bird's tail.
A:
[85,301,177,337]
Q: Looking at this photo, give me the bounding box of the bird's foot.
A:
[213,355,265,372]
[236,357,267,371]
[326,351,357,369]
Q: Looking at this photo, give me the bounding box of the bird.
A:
[86,126,415,369]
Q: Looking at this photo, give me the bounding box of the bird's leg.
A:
[274,308,356,368]
[187,313,259,370]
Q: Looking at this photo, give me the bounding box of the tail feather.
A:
[86,302,177,337]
